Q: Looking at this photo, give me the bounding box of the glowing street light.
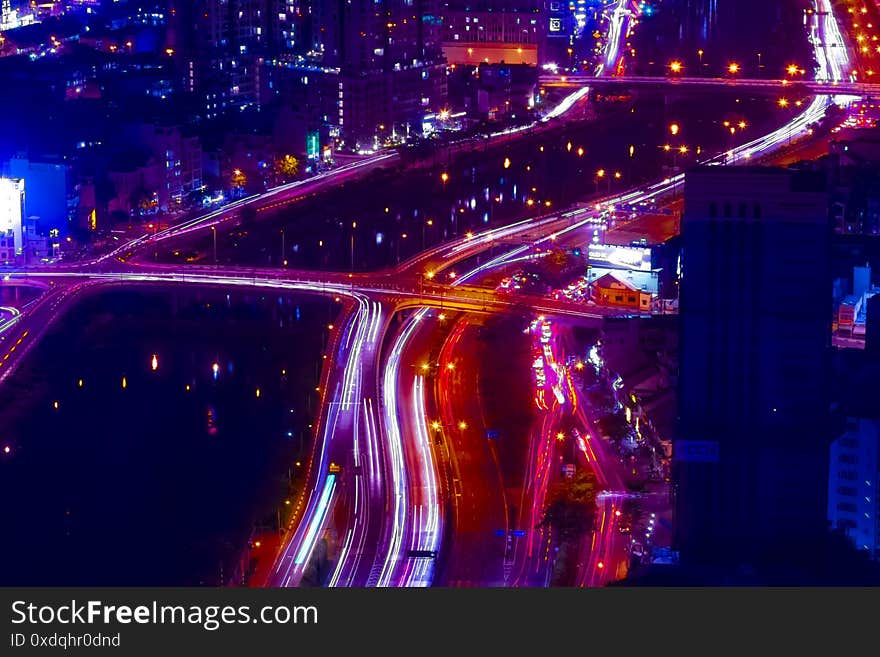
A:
[778,97,790,108]
[669,123,680,136]
[727,62,740,74]
[669,60,683,74]
[151,354,159,371]
[786,63,800,76]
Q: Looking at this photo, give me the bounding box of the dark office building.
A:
[674,167,833,566]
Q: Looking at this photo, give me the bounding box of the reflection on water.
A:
[0,287,332,585]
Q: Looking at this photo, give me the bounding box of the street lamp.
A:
[697,49,704,67]
[422,218,433,250]
[280,228,285,266]
[211,225,217,266]
[350,221,357,272]
[669,60,683,74]
[727,62,739,75]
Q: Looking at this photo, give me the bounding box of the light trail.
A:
[376,310,425,586]
[293,473,337,566]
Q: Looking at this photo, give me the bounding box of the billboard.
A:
[588,243,652,271]
[0,178,24,256]
[306,131,320,160]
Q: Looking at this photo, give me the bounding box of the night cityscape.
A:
[3,0,880,592]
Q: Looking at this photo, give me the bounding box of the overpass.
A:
[1,268,644,326]
[539,74,873,98]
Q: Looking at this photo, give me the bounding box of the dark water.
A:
[157,96,790,272]
[0,287,333,585]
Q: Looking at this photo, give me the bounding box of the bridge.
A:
[539,74,875,98]
[1,268,646,326]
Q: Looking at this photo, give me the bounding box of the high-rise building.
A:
[441,0,545,66]
[265,0,447,148]
[674,167,833,566]
[167,0,274,118]
[7,155,74,237]
[828,417,879,560]
[0,177,25,263]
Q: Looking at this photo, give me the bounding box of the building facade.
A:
[675,167,833,565]
[264,0,447,148]
[828,417,879,560]
[590,272,651,310]
[442,0,544,66]
[167,0,274,118]
[0,177,24,262]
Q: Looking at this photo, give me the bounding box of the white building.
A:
[0,177,24,263]
[828,417,880,559]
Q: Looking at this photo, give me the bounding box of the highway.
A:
[432,316,509,586]
[269,295,391,587]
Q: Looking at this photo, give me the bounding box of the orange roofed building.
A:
[590,273,652,310]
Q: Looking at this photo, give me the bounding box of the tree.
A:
[230,168,247,192]
[274,154,299,183]
[597,412,632,442]
[521,248,583,289]
[540,468,598,542]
